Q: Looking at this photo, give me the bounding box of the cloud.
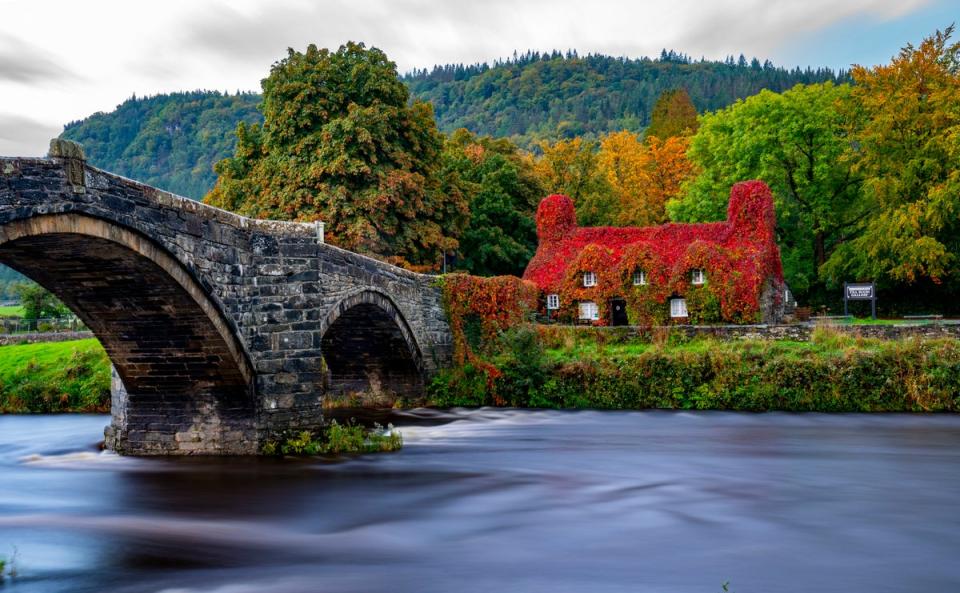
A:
[0,32,79,85]
[169,0,934,74]
[0,113,61,156]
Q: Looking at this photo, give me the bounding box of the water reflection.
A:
[1,410,960,592]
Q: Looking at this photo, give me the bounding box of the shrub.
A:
[266,421,403,456]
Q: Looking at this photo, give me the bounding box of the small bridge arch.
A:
[319,289,425,405]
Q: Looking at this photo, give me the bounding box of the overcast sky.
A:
[0,0,954,156]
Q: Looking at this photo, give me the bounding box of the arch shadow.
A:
[319,289,425,405]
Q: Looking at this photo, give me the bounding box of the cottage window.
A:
[583,271,597,287]
[670,298,688,318]
[632,270,647,286]
[579,301,600,321]
[546,294,560,310]
[691,269,706,285]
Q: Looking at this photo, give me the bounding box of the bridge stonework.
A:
[0,142,453,455]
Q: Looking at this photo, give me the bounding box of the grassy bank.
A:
[0,305,23,318]
[0,339,110,413]
[428,326,960,412]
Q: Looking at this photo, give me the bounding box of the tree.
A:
[597,131,696,226]
[15,283,69,321]
[441,129,545,276]
[645,88,699,140]
[205,42,468,268]
[822,26,960,287]
[668,82,864,299]
[531,137,615,226]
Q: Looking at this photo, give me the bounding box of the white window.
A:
[632,270,647,286]
[546,294,560,310]
[583,271,597,287]
[670,298,688,318]
[691,269,706,285]
[579,301,600,321]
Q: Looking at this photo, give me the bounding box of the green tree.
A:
[441,129,545,276]
[205,42,468,268]
[822,26,960,288]
[645,88,699,139]
[668,82,864,299]
[15,283,69,321]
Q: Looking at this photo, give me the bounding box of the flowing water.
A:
[1,410,960,593]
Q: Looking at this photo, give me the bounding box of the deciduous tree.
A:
[441,129,545,276]
[532,137,615,226]
[822,26,960,287]
[668,82,863,298]
[597,131,696,226]
[645,88,699,140]
[205,42,468,268]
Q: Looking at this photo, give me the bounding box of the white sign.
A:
[846,284,874,300]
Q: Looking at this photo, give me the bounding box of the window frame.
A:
[583,271,597,287]
[632,270,647,286]
[670,297,688,318]
[578,301,600,321]
[691,269,706,285]
[546,293,560,310]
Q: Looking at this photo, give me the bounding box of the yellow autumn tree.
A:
[597,131,696,227]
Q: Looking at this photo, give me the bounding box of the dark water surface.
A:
[1,410,960,593]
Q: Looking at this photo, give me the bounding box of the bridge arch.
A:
[319,289,425,404]
[0,213,257,454]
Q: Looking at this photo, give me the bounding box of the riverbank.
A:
[0,338,109,413]
[2,331,959,414]
[428,325,960,412]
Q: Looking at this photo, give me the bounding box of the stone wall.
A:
[0,330,94,346]
[0,141,453,455]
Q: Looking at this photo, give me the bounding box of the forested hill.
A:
[405,50,844,145]
[60,52,844,199]
[61,91,261,199]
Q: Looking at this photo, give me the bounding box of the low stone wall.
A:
[558,322,960,342]
[0,331,94,346]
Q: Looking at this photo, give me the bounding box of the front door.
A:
[610,298,628,326]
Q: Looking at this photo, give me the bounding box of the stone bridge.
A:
[0,141,453,455]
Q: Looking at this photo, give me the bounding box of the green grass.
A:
[0,305,23,318]
[541,330,887,364]
[0,339,110,413]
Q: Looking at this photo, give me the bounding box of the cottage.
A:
[522,180,788,325]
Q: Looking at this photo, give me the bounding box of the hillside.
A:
[61,91,261,199]
[406,50,843,146]
[59,52,844,200]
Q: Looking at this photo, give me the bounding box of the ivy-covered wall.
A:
[522,181,786,325]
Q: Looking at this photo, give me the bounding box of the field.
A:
[0,339,110,413]
[0,305,24,318]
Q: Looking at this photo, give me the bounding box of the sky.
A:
[0,0,955,156]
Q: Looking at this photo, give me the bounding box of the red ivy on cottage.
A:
[523,180,785,325]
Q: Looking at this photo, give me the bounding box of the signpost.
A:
[843,282,877,319]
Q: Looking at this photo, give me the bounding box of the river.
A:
[1,410,959,593]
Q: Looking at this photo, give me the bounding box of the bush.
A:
[264,421,403,456]
[428,328,960,413]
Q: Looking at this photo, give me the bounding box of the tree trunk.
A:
[814,231,826,268]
